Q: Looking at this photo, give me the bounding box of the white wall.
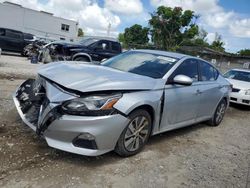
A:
[0,2,78,41]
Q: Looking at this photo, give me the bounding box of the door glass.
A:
[172,59,199,81]
[200,61,216,81]
[0,29,5,36]
[96,41,109,50]
[6,30,22,39]
[111,42,120,52]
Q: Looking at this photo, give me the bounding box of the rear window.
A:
[111,42,121,52]
[0,28,5,36]
[24,33,34,40]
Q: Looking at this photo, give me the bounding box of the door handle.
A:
[196,89,203,95]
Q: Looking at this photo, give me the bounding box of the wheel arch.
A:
[125,104,156,136]
[72,53,92,62]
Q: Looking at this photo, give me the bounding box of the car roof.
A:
[133,49,189,59]
[230,68,250,73]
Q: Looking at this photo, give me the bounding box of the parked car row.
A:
[38,37,122,64]
[0,27,122,64]
[2,28,248,158]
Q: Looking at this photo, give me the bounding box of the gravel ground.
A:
[0,55,249,188]
[0,54,39,79]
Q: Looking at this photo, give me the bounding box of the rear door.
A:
[160,58,201,131]
[5,29,24,52]
[196,60,222,120]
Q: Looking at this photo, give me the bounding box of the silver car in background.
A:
[224,69,250,106]
[13,50,231,157]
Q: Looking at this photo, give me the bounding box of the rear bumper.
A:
[13,81,129,156]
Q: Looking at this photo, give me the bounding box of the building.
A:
[0,1,78,42]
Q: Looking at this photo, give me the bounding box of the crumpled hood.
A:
[38,62,165,93]
[226,78,250,90]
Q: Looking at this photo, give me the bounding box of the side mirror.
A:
[173,75,193,86]
[101,58,107,62]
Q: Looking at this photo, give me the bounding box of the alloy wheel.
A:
[215,102,226,124]
[124,116,149,152]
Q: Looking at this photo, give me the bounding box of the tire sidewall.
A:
[115,109,152,157]
[213,99,227,126]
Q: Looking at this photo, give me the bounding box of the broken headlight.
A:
[61,94,122,116]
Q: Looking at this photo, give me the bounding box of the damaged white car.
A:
[13,50,231,157]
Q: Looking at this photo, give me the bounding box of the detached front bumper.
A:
[13,79,129,156]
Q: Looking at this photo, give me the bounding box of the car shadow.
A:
[1,52,22,57]
[230,103,250,111]
[47,122,208,167]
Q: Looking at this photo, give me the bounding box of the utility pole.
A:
[107,23,111,36]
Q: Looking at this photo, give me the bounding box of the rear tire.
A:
[208,99,227,126]
[115,109,152,157]
[74,56,89,62]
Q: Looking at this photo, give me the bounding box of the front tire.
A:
[115,109,152,157]
[208,99,227,126]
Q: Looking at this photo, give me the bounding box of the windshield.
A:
[79,38,98,46]
[102,51,178,79]
[224,70,250,82]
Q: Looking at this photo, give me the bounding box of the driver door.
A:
[160,58,202,131]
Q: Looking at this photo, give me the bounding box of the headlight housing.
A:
[245,89,250,95]
[61,94,122,116]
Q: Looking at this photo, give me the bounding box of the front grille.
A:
[232,88,240,92]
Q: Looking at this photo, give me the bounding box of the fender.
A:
[72,53,92,62]
[114,90,164,134]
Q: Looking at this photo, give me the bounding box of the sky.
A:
[1,0,250,52]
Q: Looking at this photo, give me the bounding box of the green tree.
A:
[123,24,149,48]
[149,6,199,50]
[78,28,84,37]
[118,33,125,47]
[210,33,225,52]
[237,49,250,56]
[183,27,209,47]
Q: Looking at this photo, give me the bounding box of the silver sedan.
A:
[224,69,250,106]
[13,50,231,157]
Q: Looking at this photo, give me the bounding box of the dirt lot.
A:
[0,55,250,188]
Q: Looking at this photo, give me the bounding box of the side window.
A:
[23,33,34,40]
[172,59,199,81]
[111,42,120,52]
[6,30,22,39]
[96,41,109,50]
[61,24,70,32]
[199,60,217,81]
[0,29,5,36]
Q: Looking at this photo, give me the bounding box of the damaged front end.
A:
[13,76,130,156]
[13,77,61,135]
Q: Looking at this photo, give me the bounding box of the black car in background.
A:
[0,28,35,55]
[43,37,122,62]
